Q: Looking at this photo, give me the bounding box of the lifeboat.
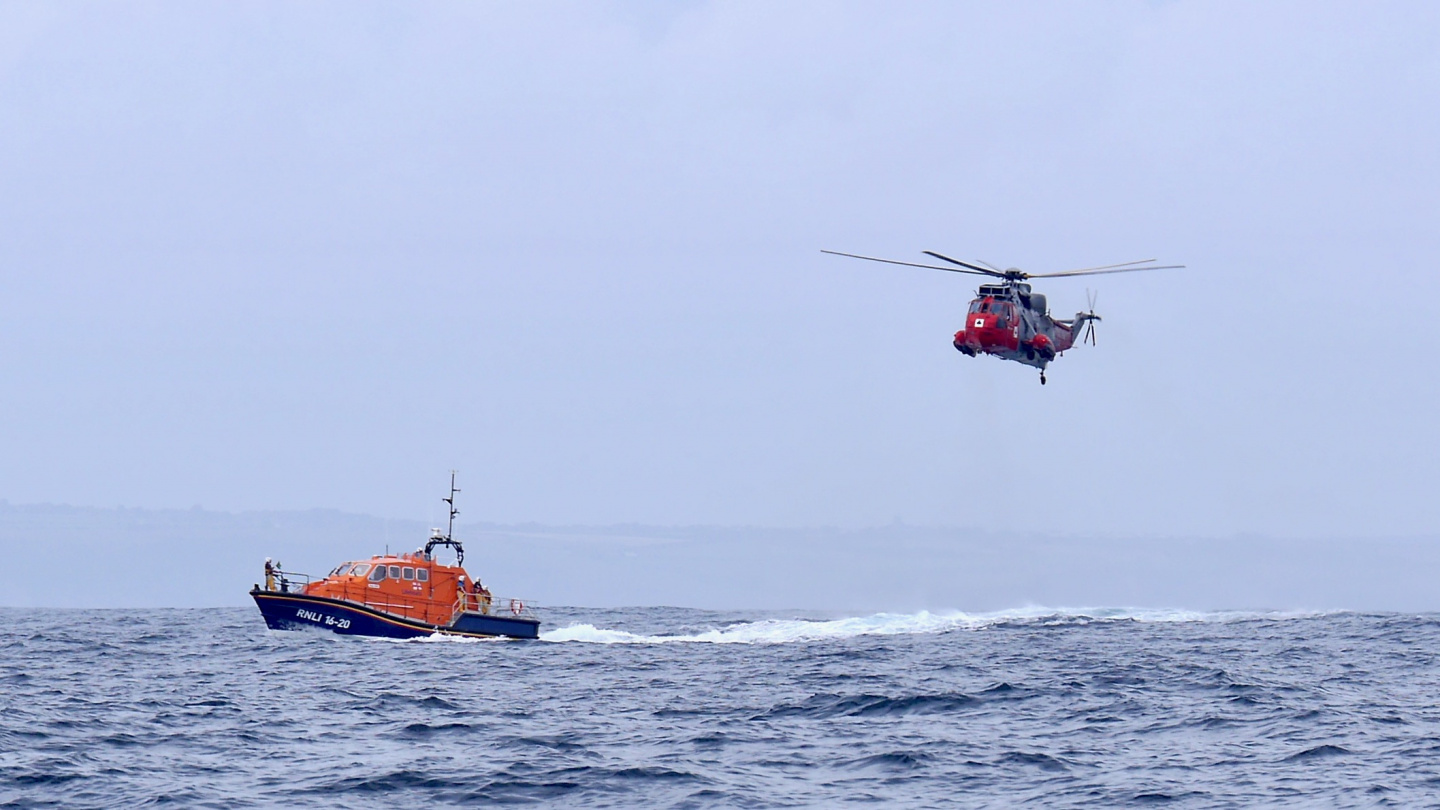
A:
[249,475,539,640]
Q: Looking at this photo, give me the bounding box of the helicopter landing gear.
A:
[1039,371,1047,385]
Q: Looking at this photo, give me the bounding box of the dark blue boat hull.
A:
[251,589,540,640]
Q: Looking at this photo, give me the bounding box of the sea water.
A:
[3,606,1439,807]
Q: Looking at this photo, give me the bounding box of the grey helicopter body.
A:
[951,278,1095,374]
[822,250,1183,384]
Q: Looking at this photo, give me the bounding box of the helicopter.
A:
[822,249,1183,384]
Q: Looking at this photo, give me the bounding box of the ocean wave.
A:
[4,608,1434,807]
[540,607,1336,645]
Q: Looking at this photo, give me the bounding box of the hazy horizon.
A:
[3,499,1438,612]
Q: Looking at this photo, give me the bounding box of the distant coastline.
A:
[3,501,1437,612]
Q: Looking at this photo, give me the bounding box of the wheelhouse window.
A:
[416,569,429,582]
[402,567,414,580]
[369,565,386,582]
[351,564,371,577]
[389,565,401,579]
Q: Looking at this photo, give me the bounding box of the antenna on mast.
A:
[425,470,465,566]
[444,469,460,541]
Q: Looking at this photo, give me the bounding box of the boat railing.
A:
[262,568,312,593]
[326,582,441,622]
[454,592,539,620]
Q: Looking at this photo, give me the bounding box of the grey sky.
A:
[1,2,1436,539]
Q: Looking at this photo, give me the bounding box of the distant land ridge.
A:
[1,501,1437,611]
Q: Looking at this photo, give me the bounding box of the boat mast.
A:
[425,470,465,565]
[444,469,460,541]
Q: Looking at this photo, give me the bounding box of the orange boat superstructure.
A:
[301,549,498,627]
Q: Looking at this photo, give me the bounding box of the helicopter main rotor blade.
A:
[921,251,1007,277]
[1055,258,1157,274]
[1028,264,1185,279]
[820,250,997,276]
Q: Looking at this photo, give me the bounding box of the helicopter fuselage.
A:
[951,282,1094,372]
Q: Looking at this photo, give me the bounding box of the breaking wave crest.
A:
[539,607,1331,645]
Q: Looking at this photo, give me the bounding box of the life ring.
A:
[509,599,524,615]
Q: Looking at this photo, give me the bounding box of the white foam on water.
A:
[382,632,509,644]
[539,607,1336,645]
[541,611,972,645]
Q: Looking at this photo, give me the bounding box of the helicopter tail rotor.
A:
[1082,288,1101,346]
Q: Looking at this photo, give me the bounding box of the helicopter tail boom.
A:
[1053,311,1101,352]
